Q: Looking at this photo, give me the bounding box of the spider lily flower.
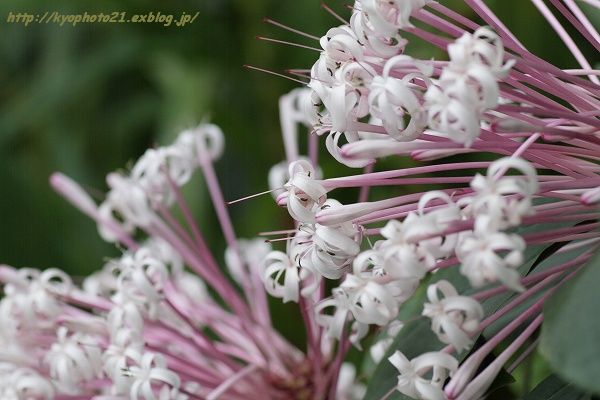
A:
[255,0,600,399]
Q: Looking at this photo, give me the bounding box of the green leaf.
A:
[524,374,593,400]
[540,250,600,394]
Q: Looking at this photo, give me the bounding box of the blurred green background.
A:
[0,0,597,397]
[0,0,335,275]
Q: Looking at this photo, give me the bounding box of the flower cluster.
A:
[0,0,599,399]
[0,125,367,399]
[260,0,600,399]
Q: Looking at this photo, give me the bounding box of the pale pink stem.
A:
[358,163,374,203]
[326,325,351,400]
[465,0,526,50]
[523,221,600,243]
[507,337,540,373]
[161,166,222,274]
[445,297,545,397]
[564,69,600,75]
[554,0,600,51]
[299,295,319,360]
[154,217,289,372]
[531,0,600,84]
[154,202,201,253]
[472,249,593,301]
[163,297,241,370]
[529,231,600,244]
[147,219,250,319]
[478,276,559,332]
[206,364,259,400]
[580,0,600,8]
[323,161,492,186]
[451,315,544,400]
[198,152,272,329]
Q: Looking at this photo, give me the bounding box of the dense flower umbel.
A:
[258,0,600,399]
[2,1,599,399]
[0,125,368,399]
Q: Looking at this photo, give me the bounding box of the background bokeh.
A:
[0,0,597,397]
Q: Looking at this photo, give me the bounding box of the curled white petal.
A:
[457,230,526,291]
[284,160,327,223]
[422,280,483,351]
[389,350,458,400]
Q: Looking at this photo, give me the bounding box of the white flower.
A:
[360,0,429,36]
[131,148,173,205]
[279,88,318,161]
[45,327,104,395]
[269,157,322,199]
[309,78,360,133]
[107,300,144,340]
[341,274,399,325]
[350,6,407,57]
[353,243,386,278]
[283,160,327,223]
[262,250,317,303]
[457,228,526,291]
[291,199,362,280]
[466,157,538,229]
[426,27,514,147]
[103,332,144,393]
[336,363,366,400]
[310,223,361,279]
[315,288,354,340]
[413,191,463,259]
[368,55,432,141]
[370,320,404,363]
[447,27,514,79]
[97,173,151,241]
[116,249,169,319]
[422,280,483,351]
[192,123,225,165]
[0,267,70,331]
[380,219,434,280]
[320,26,364,63]
[389,350,458,400]
[0,363,54,400]
[425,82,481,146]
[293,226,360,280]
[126,353,181,400]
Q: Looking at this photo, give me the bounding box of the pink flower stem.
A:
[198,157,265,319]
[472,249,594,301]
[358,163,374,203]
[524,222,600,244]
[146,220,252,324]
[161,166,222,273]
[530,0,600,84]
[451,315,544,400]
[154,202,202,253]
[323,161,492,185]
[562,0,600,51]
[446,265,582,397]
[326,325,351,400]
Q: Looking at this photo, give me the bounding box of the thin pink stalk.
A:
[531,0,600,84]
